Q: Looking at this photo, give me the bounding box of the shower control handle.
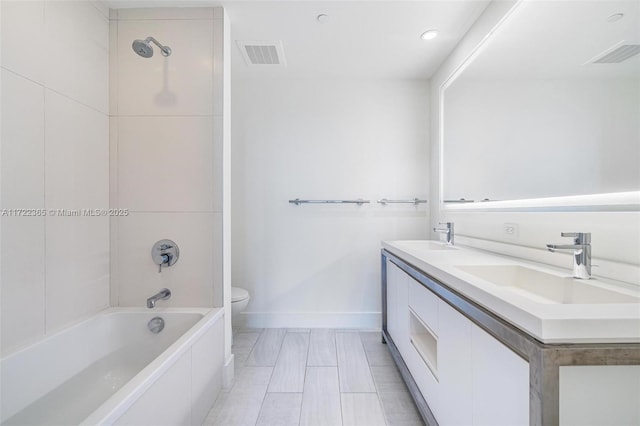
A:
[157,254,169,273]
[152,239,179,273]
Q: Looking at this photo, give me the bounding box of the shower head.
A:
[132,39,153,58]
[132,36,171,58]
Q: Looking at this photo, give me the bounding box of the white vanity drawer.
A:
[408,276,439,335]
[404,319,441,420]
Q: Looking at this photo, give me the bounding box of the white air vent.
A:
[590,43,640,64]
[237,41,287,66]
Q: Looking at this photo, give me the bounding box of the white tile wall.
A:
[117,117,215,212]
[90,0,110,19]
[0,1,45,84]
[1,70,45,209]
[116,19,214,116]
[0,0,109,354]
[110,9,223,311]
[109,20,119,116]
[116,213,216,307]
[116,7,214,21]
[109,119,120,306]
[0,217,46,353]
[213,115,224,212]
[45,216,110,333]
[44,1,109,114]
[44,91,109,210]
[1,0,224,363]
[212,18,224,117]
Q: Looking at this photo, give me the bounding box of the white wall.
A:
[109,8,226,309]
[430,0,640,280]
[232,78,430,328]
[1,0,110,354]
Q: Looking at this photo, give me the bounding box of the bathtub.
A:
[0,307,224,426]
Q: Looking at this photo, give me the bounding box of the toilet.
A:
[231,287,250,325]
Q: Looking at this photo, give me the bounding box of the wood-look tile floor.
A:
[204,329,424,426]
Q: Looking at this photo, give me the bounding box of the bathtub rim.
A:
[79,307,224,425]
[1,307,215,361]
[1,307,224,426]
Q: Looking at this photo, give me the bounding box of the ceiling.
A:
[104,0,490,80]
[459,0,640,80]
[226,1,488,80]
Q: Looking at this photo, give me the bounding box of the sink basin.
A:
[455,265,640,305]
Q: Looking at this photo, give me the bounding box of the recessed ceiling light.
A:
[420,30,438,40]
[317,14,329,24]
[607,13,624,23]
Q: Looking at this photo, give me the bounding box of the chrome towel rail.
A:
[377,198,427,205]
[289,198,370,206]
[443,198,498,204]
[443,198,475,204]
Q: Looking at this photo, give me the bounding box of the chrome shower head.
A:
[132,39,153,58]
[132,37,171,58]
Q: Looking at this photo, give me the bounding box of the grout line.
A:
[42,76,48,336]
[297,328,312,421]
[89,0,110,20]
[47,86,108,117]
[300,330,314,426]
[256,329,274,426]
[114,114,219,117]
[114,17,215,22]
[118,210,220,213]
[334,331,345,425]
[271,329,287,368]
[357,331,378,393]
[1,66,43,89]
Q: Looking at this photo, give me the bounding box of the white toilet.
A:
[231,287,250,325]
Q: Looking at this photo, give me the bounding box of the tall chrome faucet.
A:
[147,288,171,308]
[433,222,454,245]
[546,232,591,279]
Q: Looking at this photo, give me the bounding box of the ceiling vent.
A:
[590,43,640,64]
[237,41,287,66]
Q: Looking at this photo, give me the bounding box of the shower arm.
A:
[145,37,172,56]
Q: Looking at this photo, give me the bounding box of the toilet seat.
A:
[231,287,249,303]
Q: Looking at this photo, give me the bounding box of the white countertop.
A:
[382,240,640,344]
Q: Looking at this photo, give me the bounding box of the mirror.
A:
[441,0,640,208]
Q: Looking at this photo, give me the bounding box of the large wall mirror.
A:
[441,0,640,210]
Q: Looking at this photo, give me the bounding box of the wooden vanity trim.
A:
[381,249,640,426]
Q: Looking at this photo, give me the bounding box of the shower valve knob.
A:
[152,239,179,273]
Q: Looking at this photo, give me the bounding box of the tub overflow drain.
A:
[148,316,165,334]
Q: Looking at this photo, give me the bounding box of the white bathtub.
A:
[1,307,224,426]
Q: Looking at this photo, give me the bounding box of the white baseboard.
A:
[241,312,381,329]
[223,354,234,390]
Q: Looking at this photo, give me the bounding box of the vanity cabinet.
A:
[385,258,528,425]
[386,259,409,355]
[383,246,640,426]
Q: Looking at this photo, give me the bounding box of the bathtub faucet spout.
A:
[147,288,171,308]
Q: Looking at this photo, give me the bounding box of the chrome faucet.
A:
[546,232,591,279]
[147,288,171,308]
[433,222,454,245]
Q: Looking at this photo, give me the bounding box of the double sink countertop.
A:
[382,240,640,344]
